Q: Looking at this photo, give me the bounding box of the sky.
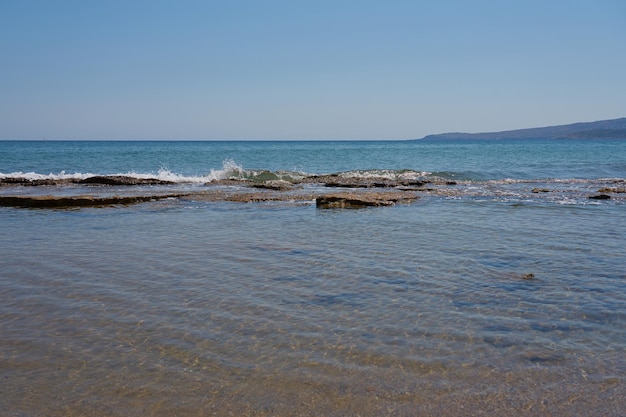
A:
[1,0,625,140]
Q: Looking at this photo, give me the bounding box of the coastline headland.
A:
[420,117,626,140]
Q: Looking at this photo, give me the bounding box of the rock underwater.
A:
[316,192,417,209]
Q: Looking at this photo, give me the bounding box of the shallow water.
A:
[1,197,625,415]
[1,140,625,415]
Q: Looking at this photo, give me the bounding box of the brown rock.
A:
[598,187,626,193]
[322,178,430,189]
[78,176,174,186]
[316,192,417,209]
[0,194,187,208]
[251,180,294,190]
[0,177,70,186]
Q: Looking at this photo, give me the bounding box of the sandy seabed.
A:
[2,358,624,417]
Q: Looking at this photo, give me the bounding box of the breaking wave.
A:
[2,160,432,185]
[1,160,625,197]
[337,169,432,180]
[0,159,256,184]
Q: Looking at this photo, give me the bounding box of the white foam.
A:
[0,159,248,184]
[0,171,94,180]
[206,159,245,181]
[338,169,431,180]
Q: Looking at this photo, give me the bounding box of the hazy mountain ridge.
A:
[421,117,626,140]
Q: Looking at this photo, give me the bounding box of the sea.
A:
[1,139,625,416]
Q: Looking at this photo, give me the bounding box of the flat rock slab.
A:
[250,180,295,190]
[0,194,187,209]
[319,178,430,188]
[598,187,626,193]
[0,189,420,209]
[0,177,74,186]
[78,176,175,186]
[588,194,611,200]
[0,175,174,187]
[316,192,418,209]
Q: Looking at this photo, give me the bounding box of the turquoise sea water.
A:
[1,139,625,416]
[1,139,625,179]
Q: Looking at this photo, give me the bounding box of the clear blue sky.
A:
[1,0,625,140]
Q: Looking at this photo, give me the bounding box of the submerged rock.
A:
[224,192,314,203]
[316,192,417,209]
[206,179,255,186]
[251,180,295,190]
[598,187,626,193]
[322,178,429,188]
[299,174,340,184]
[588,194,611,200]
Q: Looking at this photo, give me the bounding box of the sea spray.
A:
[207,159,245,181]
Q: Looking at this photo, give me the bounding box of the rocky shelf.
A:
[0,173,428,209]
[316,192,417,208]
[1,174,622,209]
[0,189,418,209]
[0,194,189,209]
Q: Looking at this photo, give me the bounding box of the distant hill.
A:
[421,117,626,140]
